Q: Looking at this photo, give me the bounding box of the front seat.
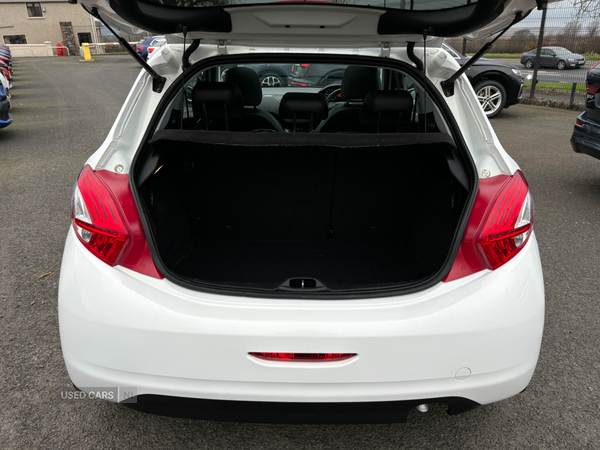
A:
[316,66,380,133]
[359,90,414,133]
[191,81,244,131]
[223,67,284,132]
[279,92,328,132]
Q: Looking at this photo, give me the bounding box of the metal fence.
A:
[446,2,598,109]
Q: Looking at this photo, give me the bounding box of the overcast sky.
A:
[517,0,595,32]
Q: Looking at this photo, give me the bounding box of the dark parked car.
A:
[443,43,524,118]
[571,62,600,160]
[0,85,12,129]
[288,63,347,87]
[246,64,293,87]
[218,64,292,87]
[520,46,585,70]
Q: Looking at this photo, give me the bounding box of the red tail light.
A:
[299,63,311,68]
[478,171,533,269]
[137,46,143,51]
[249,352,357,361]
[72,165,162,278]
[586,61,600,94]
[148,48,154,53]
[72,166,129,265]
[445,171,533,281]
[290,81,308,87]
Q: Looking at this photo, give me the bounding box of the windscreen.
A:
[142,0,478,11]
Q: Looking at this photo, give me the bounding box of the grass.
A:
[466,52,600,60]
[524,82,587,92]
[466,53,522,58]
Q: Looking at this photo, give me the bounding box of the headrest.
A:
[360,90,414,133]
[191,82,244,127]
[362,90,413,113]
[223,67,263,107]
[278,93,328,121]
[341,66,380,100]
[192,81,243,106]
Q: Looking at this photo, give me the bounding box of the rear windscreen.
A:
[154,59,452,135]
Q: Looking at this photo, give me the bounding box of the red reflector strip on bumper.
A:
[249,352,357,362]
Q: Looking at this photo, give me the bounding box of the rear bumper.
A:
[59,229,544,418]
[571,114,600,160]
[122,395,479,423]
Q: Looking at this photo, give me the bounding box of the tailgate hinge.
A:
[217,40,228,55]
[380,42,391,58]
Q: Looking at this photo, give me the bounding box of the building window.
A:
[4,35,28,45]
[26,2,43,18]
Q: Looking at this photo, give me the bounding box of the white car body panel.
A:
[60,229,543,405]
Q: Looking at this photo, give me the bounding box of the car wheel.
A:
[474,80,507,119]
[557,60,566,70]
[260,73,286,87]
[524,59,534,69]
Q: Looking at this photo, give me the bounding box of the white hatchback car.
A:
[60,0,552,423]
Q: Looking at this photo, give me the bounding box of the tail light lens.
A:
[72,166,129,265]
[586,61,600,94]
[71,165,162,278]
[445,171,534,281]
[148,48,154,53]
[478,171,533,269]
[137,46,143,51]
[299,63,311,68]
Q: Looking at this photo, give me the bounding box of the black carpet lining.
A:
[176,239,430,290]
[141,138,462,291]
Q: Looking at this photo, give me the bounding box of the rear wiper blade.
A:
[441,12,526,97]
[81,5,167,93]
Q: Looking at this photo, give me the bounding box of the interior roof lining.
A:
[108,0,509,36]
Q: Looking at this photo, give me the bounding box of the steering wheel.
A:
[325,87,344,107]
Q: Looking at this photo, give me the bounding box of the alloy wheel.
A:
[476,85,503,116]
[261,75,283,87]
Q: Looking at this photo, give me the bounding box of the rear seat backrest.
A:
[359,90,414,133]
[191,82,244,131]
